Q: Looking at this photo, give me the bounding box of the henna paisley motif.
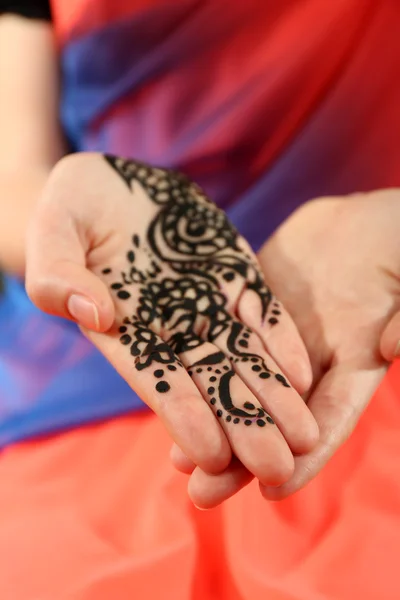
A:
[102,155,288,427]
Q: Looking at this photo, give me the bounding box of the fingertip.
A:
[259,481,291,502]
[157,393,232,477]
[188,460,253,509]
[67,294,100,331]
[259,450,295,488]
[286,357,313,396]
[170,444,196,474]
[290,414,320,456]
[197,444,232,476]
[380,311,400,362]
[259,465,306,500]
[27,262,115,332]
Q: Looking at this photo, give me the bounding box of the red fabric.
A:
[2,362,400,599]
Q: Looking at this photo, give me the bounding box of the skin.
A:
[25,152,318,488]
[171,190,400,507]
[3,15,317,494]
[2,15,398,507]
[0,14,64,276]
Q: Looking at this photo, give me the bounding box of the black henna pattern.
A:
[102,155,289,427]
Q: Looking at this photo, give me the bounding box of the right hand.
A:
[25,152,318,490]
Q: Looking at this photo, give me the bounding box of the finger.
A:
[170,441,250,510]
[260,358,387,500]
[209,319,319,455]
[238,288,312,395]
[82,319,232,475]
[25,169,115,332]
[170,445,256,510]
[179,340,295,487]
[380,310,400,361]
[170,443,195,474]
[170,443,255,508]
[188,458,254,509]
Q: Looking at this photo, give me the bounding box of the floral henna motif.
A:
[102,155,289,427]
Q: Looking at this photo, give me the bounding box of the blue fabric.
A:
[0,275,146,447]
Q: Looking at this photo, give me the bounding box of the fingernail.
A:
[67,294,100,331]
[193,504,209,511]
[395,340,400,358]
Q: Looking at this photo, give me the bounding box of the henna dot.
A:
[223,272,235,282]
[242,357,249,362]
[207,387,215,395]
[233,418,240,424]
[275,373,290,387]
[267,416,275,424]
[257,419,266,427]
[251,358,258,363]
[259,372,271,379]
[167,365,177,371]
[156,381,170,393]
[268,317,278,325]
[217,369,223,373]
[133,235,140,247]
[154,370,164,378]
[272,310,281,316]
[102,268,112,274]
[244,419,252,426]
[244,402,256,410]
[210,398,216,405]
[239,340,248,348]
[243,333,250,339]
[196,368,202,374]
[209,376,217,382]
[111,283,123,290]
[207,367,212,372]
[117,290,131,300]
[216,410,223,418]
[120,334,132,345]
[119,326,127,333]
[226,415,232,422]
[252,365,261,372]
[127,250,135,263]
[188,370,193,376]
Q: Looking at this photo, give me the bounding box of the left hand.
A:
[172,189,400,507]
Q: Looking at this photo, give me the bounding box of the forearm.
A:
[0,166,54,276]
[0,13,65,277]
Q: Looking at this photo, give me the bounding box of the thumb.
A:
[260,357,386,500]
[380,310,400,362]
[25,181,115,333]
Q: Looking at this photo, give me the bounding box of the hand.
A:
[173,189,399,507]
[25,153,318,488]
[380,312,400,361]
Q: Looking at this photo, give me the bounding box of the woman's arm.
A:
[0,12,65,276]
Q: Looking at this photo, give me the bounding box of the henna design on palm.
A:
[102,155,289,427]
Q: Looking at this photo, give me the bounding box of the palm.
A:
[181,190,400,506]
[257,193,399,498]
